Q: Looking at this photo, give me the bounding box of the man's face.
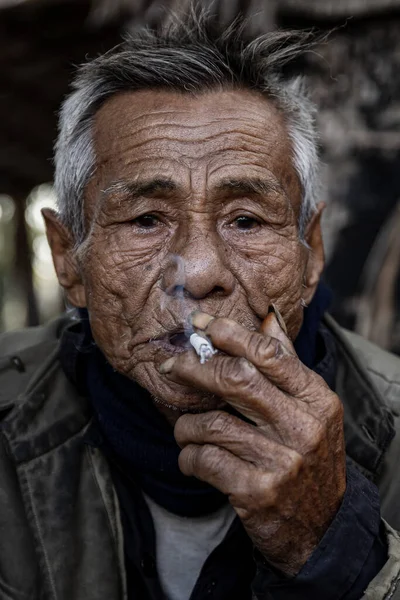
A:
[49,89,323,412]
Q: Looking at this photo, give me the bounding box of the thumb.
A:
[260,307,295,355]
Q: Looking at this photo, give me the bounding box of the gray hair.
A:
[55,9,321,243]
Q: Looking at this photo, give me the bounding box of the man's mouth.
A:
[151,328,193,354]
[169,331,192,348]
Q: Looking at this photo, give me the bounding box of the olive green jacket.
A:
[0,314,399,600]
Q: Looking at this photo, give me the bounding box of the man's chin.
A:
[154,379,226,412]
[134,365,225,414]
[152,392,226,414]
[150,391,227,425]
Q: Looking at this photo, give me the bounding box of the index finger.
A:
[160,349,294,427]
[192,312,321,398]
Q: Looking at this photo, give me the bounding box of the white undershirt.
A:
[144,494,236,600]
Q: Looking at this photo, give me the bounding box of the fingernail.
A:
[269,304,288,335]
[276,341,292,357]
[190,311,215,331]
[158,357,176,374]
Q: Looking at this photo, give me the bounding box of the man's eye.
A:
[133,214,159,228]
[233,216,260,230]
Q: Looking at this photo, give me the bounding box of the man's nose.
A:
[162,234,235,300]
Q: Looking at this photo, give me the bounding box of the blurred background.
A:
[0,0,399,355]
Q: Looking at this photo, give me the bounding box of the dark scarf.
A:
[294,283,333,370]
[60,283,335,518]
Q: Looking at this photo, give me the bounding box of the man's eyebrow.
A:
[101,178,178,199]
[215,177,285,197]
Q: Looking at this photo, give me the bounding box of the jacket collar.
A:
[0,315,91,464]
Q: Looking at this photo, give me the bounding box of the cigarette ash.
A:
[189,332,217,365]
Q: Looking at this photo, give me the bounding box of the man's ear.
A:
[41,208,87,307]
[302,202,325,306]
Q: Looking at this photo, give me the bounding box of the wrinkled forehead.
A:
[89,88,301,208]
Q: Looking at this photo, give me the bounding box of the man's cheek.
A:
[81,258,164,364]
[97,328,133,367]
[230,240,304,304]
[85,241,159,300]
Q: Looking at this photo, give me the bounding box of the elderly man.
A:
[1,12,400,600]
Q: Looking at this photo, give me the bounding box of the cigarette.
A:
[189,333,217,365]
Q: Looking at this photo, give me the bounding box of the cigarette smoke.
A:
[161,254,194,337]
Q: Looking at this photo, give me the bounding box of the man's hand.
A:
[159,311,346,576]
